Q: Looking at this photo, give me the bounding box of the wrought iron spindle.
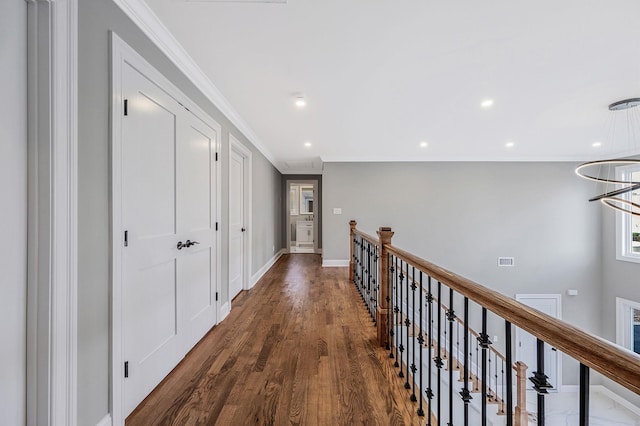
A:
[479,307,491,426]
[410,266,417,400]
[487,355,493,401]
[392,257,398,364]
[386,252,392,352]
[500,356,506,415]
[531,338,552,426]
[456,320,460,370]
[372,246,378,323]
[447,288,455,426]
[505,321,513,426]
[426,276,433,426]
[460,297,472,426]
[398,260,405,378]
[417,271,425,417]
[435,281,443,424]
[366,241,371,314]
[580,363,589,426]
[475,338,480,391]
[403,262,410,388]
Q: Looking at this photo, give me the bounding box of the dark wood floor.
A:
[127,254,429,425]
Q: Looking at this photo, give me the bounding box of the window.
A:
[616,298,640,355]
[615,165,640,263]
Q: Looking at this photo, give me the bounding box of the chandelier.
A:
[575,99,640,216]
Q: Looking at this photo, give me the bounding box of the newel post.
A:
[514,361,529,426]
[377,226,394,348]
[349,220,357,283]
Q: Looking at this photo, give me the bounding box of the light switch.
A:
[333,208,342,214]
[567,289,578,296]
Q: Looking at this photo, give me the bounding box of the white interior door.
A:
[515,294,561,392]
[121,64,218,417]
[122,67,183,416]
[229,149,245,300]
[176,109,218,355]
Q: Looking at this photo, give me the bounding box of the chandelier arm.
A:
[575,159,640,185]
[601,198,640,217]
[588,183,640,202]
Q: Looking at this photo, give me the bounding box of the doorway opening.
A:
[286,180,319,254]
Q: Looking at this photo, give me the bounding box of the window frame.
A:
[615,164,640,263]
[616,297,640,354]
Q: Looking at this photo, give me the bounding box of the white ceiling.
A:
[143,0,640,174]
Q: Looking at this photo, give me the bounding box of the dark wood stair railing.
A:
[349,220,640,426]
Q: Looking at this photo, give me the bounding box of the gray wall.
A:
[78,0,282,423]
[281,175,323,249]
[322,162,603,385]
[0,0,27,423]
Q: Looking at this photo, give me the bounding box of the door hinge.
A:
[215,152,218,161]
[124,230,128,247]
[215,292,219,301]
[124,99,128,116]
[215,222,218,231]
[124,361,129,378]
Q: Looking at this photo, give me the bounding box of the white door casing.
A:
[228,135,252,302]
[112,33,221,425]
[515,294,562,392]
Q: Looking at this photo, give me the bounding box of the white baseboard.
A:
[218,301,231,323]
[593,384,640,416]
[96,413,112,426]
[250,249,285,287]
[322,259,349,267]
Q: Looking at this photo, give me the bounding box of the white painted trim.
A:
[322,259,350,267]
[112,0,280,172]
[110,32,222,426]
[96,413,113,426]
[229,134,253,293]
[26,0,78,424]
[219,301,231,322]
[251,249,285,287]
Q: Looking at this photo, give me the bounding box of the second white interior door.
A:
[229,149,245,300]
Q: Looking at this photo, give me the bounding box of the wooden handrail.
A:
[385,243,640,395]
[353,228,379,246]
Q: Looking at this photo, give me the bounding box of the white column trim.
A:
[26,0,78,425]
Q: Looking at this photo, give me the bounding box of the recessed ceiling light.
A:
[505,141,515,148]
[592,141,602,147]
[481,99,494,108]
[304,142,312,148]
[295,96,306,108]
[420,141,428,148]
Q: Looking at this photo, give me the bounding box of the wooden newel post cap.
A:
[349,220,357,232]
[377,227,394,244]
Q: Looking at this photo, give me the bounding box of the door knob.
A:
[185,239,200,248]
[177,241,185,250]
[241,228,246,232]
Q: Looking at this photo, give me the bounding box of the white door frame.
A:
[228,134,252,298]
[110,33,221,425]
[285,179,319,253]
[515,293,562,392]
[26,0,78,425]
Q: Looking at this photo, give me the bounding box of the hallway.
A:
[127,254,426,425]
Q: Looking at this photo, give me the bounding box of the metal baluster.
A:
[479,308,492,426]
[447,288,456,426]
[531,339,552,426]
[475,339,480,391]
[487,355,493,401]
[403,262,410,389]
[366,242,371,314]
[410,266,417,399]
[456,320,460,370]
[387,252,392,352]
[500,356,506,415]
[417,271,425,417]
[580,363,590,426]
[426,276,433,426]
[398,260,405,378]
[435,281,443,424]
[505,321,513,426]
[460,297,472,426]
[494,352,499,405]
[372,246,378,323]
[392,257,398,364]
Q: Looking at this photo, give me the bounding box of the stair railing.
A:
[349,221,640,426]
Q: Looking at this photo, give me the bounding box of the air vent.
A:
[497,257,514,267]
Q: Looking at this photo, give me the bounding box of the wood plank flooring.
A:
[127,254,430,425]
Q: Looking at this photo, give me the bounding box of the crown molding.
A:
[112,0,281,172]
